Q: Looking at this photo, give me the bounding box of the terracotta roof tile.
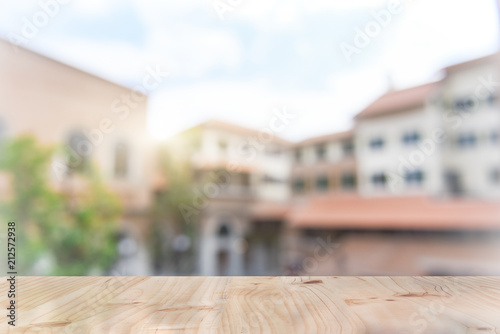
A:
[294,130,354,147]
[286,194,500,231]
[444,52,500,73]
[355,82,440,119]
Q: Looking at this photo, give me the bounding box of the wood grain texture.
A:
[1,276,500,333]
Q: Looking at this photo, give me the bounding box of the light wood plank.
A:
[1,276,500,333]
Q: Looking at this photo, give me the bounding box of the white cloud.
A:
[0,1,51,32]
[147,27,242,78]
[26,37,153,85]
[148,78,357,141]
[1,0,498,140]
[128,0,243,79]
[233,0,390,23]
[72,0,121,15]
[380,0,499,87]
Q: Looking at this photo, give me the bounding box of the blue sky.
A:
[0,0,499,140]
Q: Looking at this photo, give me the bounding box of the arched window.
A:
[217,224,230,237]
[114,141,129,179]
[66,130,90,173]
[0,117,6,141]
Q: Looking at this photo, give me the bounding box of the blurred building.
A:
[164,120,291,275]
[355,54,500,199]
[287,52,500,275]
[2,36,500,276]
[168,52,500,276]
[0,39,155,275]
[438,54,500,199]
[355,82,442,197]
[290,130,356,196]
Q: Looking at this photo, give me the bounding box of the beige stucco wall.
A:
[355,106,444,197]
[294,232,500,276]
[0,39,155,213]
[439,57,500,199]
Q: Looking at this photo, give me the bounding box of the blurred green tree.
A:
[150,130,201,274]
[0,136,122,275]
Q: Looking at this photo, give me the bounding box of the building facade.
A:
[284,52,500,276]
[438,53,500,199]
[163,120,291,275]
[175,52,500,276]
[2,37,500,276]
[0,39,156,275]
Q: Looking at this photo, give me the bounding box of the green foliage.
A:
[154,151,195,223]
[51,165,122,275]
[149,130,201,273]
[0,136,122,275]
[152,129,202,225]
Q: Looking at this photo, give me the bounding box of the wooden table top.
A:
[1,276,500,333]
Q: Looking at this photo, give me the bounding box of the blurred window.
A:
[456,133,476,148]
[454,97,475,112]
[342,140,354,157]
[240,143,251,154]
[490,131,499,144]
[445,171,463,196]
[486,93,497,106]
[240,172,250,187]
[211,169,230,186]
[217,250,229,276]
[114,142,129,178]
[266,146,282,155]
[218,224,230,237]
[371,173,386,187]
[402,131,420,145]
[292,178,305,193]
[294,148,302,163]
[67,131,90,173]
[341,173,356,189]
[369,137,384,150]
[404,170,424,185]
[218,139,227,152]
[262,174,282,183]
[315,175,329,191]
[315,143,327,161]
[490,169,500,184]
